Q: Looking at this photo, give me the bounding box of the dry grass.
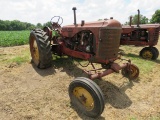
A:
[0,37,160,120]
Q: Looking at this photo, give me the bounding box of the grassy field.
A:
[0,36,160,119]
[0,31,30,47]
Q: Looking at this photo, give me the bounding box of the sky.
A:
[0,0,160,26]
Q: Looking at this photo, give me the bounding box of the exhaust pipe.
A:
[129,16,132,26]
[72,7,77,26]
[137,9,140,27]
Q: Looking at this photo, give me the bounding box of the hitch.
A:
[84,59,139,80]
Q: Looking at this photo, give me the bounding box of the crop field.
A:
[0,31,30,47]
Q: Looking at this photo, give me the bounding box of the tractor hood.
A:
[122,24,160,29]
[63,19,121,28]
[122,24,160,34]
[61,19,122,37]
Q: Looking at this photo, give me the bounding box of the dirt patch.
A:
[0,43,160,120]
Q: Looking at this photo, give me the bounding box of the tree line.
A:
[0,9,159,31]
[0,20,35,31]
[124,9,160,25]
[0,20,51,31]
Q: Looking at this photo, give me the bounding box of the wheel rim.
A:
[142,50,153,59]
[73,87,94,111]
[129,64,139,79]
[30,36,39,65]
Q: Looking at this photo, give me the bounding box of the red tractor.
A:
[29,7,139,118]
[120,9,160,60]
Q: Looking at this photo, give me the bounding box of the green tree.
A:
[0,20,6,30]
[36,23,43,29]
[0,20,36,31]
[150,9,160,23]
[141,16,149,24]
[125,13,149,25]
[26,23,35,30]
[131,14,149,25]
[43,21,52,28]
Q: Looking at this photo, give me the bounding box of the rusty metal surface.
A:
[63,19,121,28]
[121,24,160,46]
[121,9,160,47]
[49,7,139,80]
[97,28,121,60]
[60,18,122,64]
[60,42,92,60]
[122,64,139,80]
[61,19,121,38]
[86,63,128,80]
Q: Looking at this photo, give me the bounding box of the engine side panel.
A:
[121,25,160,46]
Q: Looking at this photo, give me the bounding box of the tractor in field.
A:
[29,7,139,118]
[120,9,160,60]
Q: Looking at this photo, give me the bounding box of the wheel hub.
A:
[79,94,87,103]
[129,66,137,77]
[73,87,94,111]
[32,39,39,65]
[142,50,153,59]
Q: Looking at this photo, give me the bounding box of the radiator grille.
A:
[153,28,159,42]
[98,28,121,59]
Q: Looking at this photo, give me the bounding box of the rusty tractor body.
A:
[29,7,139,118]
[120,10,160,60]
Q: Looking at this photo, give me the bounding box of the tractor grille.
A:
[98,28,121,60]
[153,28,159,42]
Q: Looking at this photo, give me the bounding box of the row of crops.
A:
[0,31,30,47]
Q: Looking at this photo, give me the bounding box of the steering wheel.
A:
[50,16,63,30]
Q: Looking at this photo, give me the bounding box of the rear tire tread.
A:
[29,29,52,69]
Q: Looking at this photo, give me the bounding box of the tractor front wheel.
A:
[139,47,157,60]
[151,47,159,59]
[121,64,139,80]
[69,77,105,118]
[29,29,52,69]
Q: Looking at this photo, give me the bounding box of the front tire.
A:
[121,64,139,80]
[139,47,157,60]
[29,29,52,69]
[151,47,159,59]
[69,77,105,118]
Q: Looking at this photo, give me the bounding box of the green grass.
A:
[0,30,58,47]
[0,31,30,47]
[129,115,160,120]
[126,55,155,73]
[0,49,30,65]
[121,46,157,75]
[8,56,29,65]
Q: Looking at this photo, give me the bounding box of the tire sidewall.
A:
[69,78,104,117]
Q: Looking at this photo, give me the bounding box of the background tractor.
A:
[120,9,160,60]
[29,7,139,118]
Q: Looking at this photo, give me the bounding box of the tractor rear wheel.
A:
[69,77,105,118]
[139,47,157,60]
[29,29,52,69]
[121,64,139,80]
